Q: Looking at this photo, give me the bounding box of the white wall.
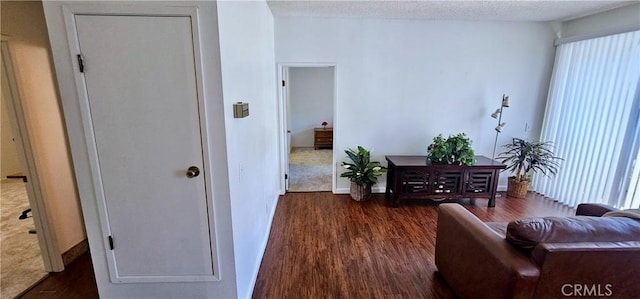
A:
[275,18,557,191]
[1,1,84,253]
[217,1,279,298]
[562,3,640,39]
[289,67,334,147]
[44,1,238,297]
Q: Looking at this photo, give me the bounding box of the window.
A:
[534,30,640,208]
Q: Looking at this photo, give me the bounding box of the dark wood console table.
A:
[385,155,505,207]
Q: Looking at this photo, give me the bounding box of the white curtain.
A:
[623,149,640,209]
[534,30,640,208]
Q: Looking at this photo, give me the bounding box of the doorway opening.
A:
[278,65,337,193]
[1,40,49,298]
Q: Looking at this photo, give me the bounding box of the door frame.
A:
[276,63,338,194]
[61,5,220,283]
[44,1,238,296]
[1,36,64,271]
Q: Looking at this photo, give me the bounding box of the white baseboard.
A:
[335,186,386,194]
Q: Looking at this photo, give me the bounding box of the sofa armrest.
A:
[531,242,640,299]
[435,204,540,299]
[575,203,618,217]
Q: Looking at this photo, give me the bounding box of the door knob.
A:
[186,166,200,178]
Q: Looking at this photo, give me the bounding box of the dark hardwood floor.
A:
[15,192,574,298]
[251,192,574,298]
[18,251,98,299]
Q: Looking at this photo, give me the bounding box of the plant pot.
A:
[350,182,372,202]
[507,177,530,199]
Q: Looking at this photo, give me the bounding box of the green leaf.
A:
[497,138,562,179]
[340,146,387,186]
[427,133,474,165]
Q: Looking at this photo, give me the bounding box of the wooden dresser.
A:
[314,128,333,149]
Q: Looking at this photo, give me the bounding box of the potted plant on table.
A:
[498,138,562,198]
[427,133,475,165]
[340,146,387,201]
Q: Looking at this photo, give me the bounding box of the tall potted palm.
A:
[498,138,562,198]
[340,146,387,201]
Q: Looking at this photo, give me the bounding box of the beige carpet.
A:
[288,147,332,192]
[1,179,47,298]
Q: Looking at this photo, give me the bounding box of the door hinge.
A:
[77,54,85,73]
[108,235,114,250]
[285,173,288,180]
[282,80,286,87]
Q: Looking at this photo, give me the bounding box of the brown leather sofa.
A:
[435,203,640,299]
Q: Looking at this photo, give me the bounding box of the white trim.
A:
[276,62,338,194]
[188,6,223,284]
[63,3,200,16]
[61,4,219,284]
[1,41,64,271]
[276,65,287,194]
[335,186,387,194]
[554,26,640,45]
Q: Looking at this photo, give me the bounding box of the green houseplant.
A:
[427,133,475,166]
[498,138,562,198]
[340,146,387,201]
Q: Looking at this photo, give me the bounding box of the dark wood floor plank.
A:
[18,192,573,299]
[252,192,574,299]
[18,251,98,299]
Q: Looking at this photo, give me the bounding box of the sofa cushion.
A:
[485,222,508,237]
[603,208,640,220]
[506,216,640,250]
[576,203,619,216]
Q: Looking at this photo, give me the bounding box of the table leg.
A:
[393,169,403,207]
[385,166,392,205]
[488,169,499,208]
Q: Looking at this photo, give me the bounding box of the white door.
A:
[74,14,214,282]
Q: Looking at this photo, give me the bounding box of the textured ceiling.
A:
[266,0,638,22]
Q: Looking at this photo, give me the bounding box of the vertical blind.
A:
[623,148,640,208]
[534,30,640,208]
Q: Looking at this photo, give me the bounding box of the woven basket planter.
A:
[350,182,372,202]
[507,177,530,198]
